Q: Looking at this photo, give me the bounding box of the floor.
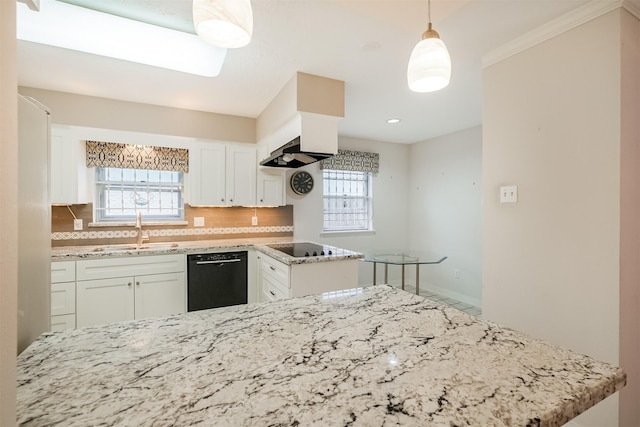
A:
[385,284,482,317]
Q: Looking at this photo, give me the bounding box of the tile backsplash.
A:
[52,204,293,247]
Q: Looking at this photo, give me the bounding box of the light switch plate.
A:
[500,185,518,203]
[194,217,205,227]
[251,216,258,226]
[73,219,83,230]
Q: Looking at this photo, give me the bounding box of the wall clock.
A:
[290,170,314,195]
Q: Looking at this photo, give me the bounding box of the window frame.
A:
[322,169,373,232]
[93,166,185,223]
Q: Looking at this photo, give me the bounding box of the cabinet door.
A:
[76,277,135,327]
[189,142,226,206]
[134,272,186,320]
[225,145,256,206]
[257,171,285,206]
[50,125,88,204]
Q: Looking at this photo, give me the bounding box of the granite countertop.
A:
[17,285,625,426]
[51,237,364,265]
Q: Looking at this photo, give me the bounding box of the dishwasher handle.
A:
[195,258,242,265]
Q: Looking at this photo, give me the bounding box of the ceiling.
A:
[17,0,595,144]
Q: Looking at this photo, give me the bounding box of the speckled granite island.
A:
[17,285,625,426]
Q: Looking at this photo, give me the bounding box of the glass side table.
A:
[361,250,447,295]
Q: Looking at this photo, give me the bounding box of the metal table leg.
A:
[401,264,405,290]
[416,265,420,295]
[372,262,377,285]
[384,264,388,284]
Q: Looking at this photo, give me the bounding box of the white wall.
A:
[290,136,410,285]
[0,1,18,424]
[408,126,482,307]
[483,10,624,426]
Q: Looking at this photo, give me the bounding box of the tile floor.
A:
[385,284,482,317]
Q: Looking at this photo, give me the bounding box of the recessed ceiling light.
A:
[16,0,227,77]
[386,118,401,124]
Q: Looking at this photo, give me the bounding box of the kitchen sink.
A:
[92,242,180,252]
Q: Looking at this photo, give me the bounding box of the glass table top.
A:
[361,250,447,265]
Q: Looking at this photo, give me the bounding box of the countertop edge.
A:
[51,238,364,265]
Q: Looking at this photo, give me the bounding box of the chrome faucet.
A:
[135,212,149,247]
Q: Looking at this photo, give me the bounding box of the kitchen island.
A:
[17,285,625,426]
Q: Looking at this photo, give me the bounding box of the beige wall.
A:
[256,72,345,142]
[619,9,640,427]
[483,9,634,426]
[408,126,483,307]
[0,1,18,424]
[18,87,256,144]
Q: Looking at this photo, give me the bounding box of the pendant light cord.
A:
[428,0,432,25]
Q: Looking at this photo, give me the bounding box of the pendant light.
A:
[407,0,451,92]
[193,0,253,48]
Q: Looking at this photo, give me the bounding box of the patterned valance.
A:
[86,141,189,172]
[320,149,379,174]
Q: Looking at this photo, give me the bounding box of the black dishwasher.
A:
[187,252,248,312]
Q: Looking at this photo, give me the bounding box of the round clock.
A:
[290,170,314,195]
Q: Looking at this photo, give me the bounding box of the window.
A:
[94,167,184,222]
[323,169,373,231]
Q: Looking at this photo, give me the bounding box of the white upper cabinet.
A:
[50,125,89,205]
[256,143,286,207]
[189,141,256,207]
[226,144,256,206]
[188,141,226,206]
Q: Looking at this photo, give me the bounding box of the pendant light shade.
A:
[193,0,253,48]
[407,1,451,92]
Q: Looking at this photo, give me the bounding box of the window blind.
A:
[86,141,189,173]
[320,149,379,174]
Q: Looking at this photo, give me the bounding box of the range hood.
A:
[259,136,333,168]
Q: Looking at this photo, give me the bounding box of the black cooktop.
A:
[267,242,334,258]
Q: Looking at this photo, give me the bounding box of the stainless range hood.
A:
[259,136,334,168]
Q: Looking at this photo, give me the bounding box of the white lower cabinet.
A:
[257,252,359,303]
[75,254,186,328]
[51,261,76,331]
[258,254,291,302]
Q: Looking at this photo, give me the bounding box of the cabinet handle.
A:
[260,199,263,202]
[136,281,140,286]
[269,266,276,271]
[230,199,233,202]
[221,198,224,202]
[128,282,132,287]
[269,290,276,296]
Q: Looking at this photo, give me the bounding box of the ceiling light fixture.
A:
[407,0,451,93]
[16,0,227,77]
[386,118,401,124]
[193,0,253,48]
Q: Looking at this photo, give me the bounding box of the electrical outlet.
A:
[454,268,460,279]
[500,185,518,203]
[251,216,258,226]
[73,219,83,230]
[194,217,205,227]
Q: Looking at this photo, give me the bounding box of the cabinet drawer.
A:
[262,272,290,302]
[51,282,75,316]
[77,254,185,281]
[51,314,76,332]
[51,261,75,283]
[260,255,289,288]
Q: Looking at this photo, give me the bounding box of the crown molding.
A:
[482,0,628,69]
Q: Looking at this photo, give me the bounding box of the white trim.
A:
[483,0,626,69]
